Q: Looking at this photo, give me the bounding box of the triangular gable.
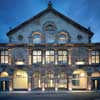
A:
[7,4,94,37]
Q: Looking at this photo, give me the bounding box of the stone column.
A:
[9,76,13,91]
[88,75,92,91]
[55,49,58,65]
[68,75,72,91]
[68,48,72,65]
[28,75,32,91]
[42,50,45,65]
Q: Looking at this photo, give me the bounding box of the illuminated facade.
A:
[0,2,100,91]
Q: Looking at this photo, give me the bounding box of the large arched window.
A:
[72,69,87,89]
[0,72,9,77]
[33,32,41,44]
[13,70,28,90]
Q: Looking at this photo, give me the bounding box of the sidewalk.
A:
[0,90,99,94]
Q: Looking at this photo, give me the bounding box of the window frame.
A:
[57,50,68,65]
[32,50,42,64]
[0,49,9,64]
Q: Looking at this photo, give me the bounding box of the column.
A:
[28,75,32,91]
[68,48,72,65]
[88,75,92,91]
[9,76,13,91]
[68,75,72,91]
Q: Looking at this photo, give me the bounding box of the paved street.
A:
[0,91,100,100]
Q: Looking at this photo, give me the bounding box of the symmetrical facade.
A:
[0,3,100,91]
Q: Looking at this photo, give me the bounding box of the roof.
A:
[7,3,94,37]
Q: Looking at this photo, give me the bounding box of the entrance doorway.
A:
[0,72,9,91]
[91,72,100,90]
[92,79,100,90]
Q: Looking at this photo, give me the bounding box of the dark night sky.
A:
[0,0,100,43]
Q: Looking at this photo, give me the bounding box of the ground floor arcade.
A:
[0,69,100,91]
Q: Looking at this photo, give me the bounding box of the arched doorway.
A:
[91,72,100,90]
[0,72,9,91]
[58,72,67,89]
[13,70,28,91]
[32,71,41,90]
[72,69,87,90]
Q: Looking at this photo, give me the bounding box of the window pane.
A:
[92,56,95,63]
[1,56,4,63]
[38,56,41,62]
[1,51,4,55]
[5,50,8,55]
[5,56,8,63]
[38,51,41,55]
[96,56,99,63]
[46,51,50,55]
[50,51,54,55]
[33,56,37,63]
[72,80,80,86]
[58,51,62,55]
[63,51,67,55]
[33,51,37,55]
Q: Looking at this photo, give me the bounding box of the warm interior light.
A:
[16,61,24,65]
[76,61,85,65]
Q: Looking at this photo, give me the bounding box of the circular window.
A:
[18,35,23,41]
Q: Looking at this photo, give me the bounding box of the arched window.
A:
[72,69,87,89]
[43,22,57,32]
[0,72,9,77]
[13,70,28,90]
[33,32,41,44]
[59,34,66,44]
[58,32,69,44]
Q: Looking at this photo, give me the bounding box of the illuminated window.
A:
[58,72,66,78]
[0,50,9,64]
[47,72,54,79]
[45,50,54,64]
[33,34,41,44]
[13,70,28,89]
[32,50,42,64]
[89,51,100,64]
[72,80,80,86]
[72,69,87,88]
[58,50,68,64]
[0,72,9,77]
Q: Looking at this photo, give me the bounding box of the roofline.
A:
[7,6,94,37]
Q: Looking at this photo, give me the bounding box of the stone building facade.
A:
[0,3,100,91]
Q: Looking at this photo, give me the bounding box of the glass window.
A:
[45,50,54,64]
[32,50,42,64]
[33,34,41,44]
[59,34,66,44]
[89,51,100,64]
[72,80,80,86]
[58,50,68,64]
[0,50,9,64]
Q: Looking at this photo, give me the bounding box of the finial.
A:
[48,0,52,8]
